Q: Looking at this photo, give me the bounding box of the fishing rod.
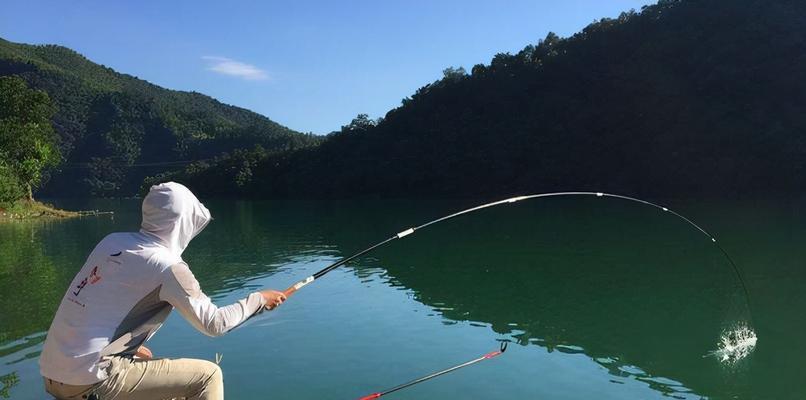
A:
[356,342,508,400]
[281,191,753,320]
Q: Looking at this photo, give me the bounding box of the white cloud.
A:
[202,56,268,81]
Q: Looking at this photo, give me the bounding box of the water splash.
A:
[707,323,757,365]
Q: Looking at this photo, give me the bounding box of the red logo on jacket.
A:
[73,266,102,296]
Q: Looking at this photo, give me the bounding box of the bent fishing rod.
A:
[281,191,752,320]
[357,342,507,400]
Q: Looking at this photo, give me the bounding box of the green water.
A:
[0,197,802,399]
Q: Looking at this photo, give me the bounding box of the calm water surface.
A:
[0,197,803,399]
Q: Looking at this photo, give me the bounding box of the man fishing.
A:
[39,182,287,400]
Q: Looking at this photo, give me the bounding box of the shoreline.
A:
[0,199,104,220]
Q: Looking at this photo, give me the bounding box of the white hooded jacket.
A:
[39,182,266,385]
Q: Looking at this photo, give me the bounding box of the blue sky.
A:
[1,0,655,134]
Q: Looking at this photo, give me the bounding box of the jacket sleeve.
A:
[159,262,267,337]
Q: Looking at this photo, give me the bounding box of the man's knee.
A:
[205,360,222,383]
[199,360,223,396]
[181,359,223,400]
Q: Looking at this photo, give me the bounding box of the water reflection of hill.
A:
[5,197,802,399]
[0,222,65,345]
[339,198,753,399]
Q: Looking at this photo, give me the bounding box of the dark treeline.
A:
[0,39,320,197]
[161,0,806,199]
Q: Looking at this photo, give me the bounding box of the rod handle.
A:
[357,393,381,400]
[283,276,314,299]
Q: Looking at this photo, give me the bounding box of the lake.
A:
[0,196,803,399]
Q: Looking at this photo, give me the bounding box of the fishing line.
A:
[281,191,754,325]
[272,192,755,395]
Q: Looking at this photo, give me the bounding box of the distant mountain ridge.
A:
[0,38,319,196]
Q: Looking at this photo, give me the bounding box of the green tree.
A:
[0,76,60,201]
[442,66,467,81]
[341,114,377,133]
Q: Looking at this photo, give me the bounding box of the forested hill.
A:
[164,0,806,199]
[0,38,319,197]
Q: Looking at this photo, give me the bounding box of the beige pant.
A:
[44,357,223,400]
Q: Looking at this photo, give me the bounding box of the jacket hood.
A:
[140,182,211,255]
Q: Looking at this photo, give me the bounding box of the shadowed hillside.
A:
[164,0,806,199]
